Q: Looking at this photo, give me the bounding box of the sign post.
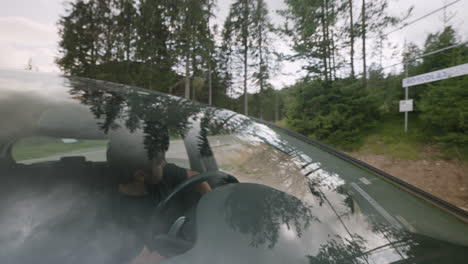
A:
[402,63,468,87]
[404,63,409,132]
[401,63,468,132]
[399,99,413,133]
[405,88,408,132]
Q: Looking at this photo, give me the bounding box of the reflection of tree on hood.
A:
[67,76,259,160]
[371,222,468,263]
[142,120,169,160]
[308,215,468,263]
[68,77,254,137]
[198,115,214,157]
[224,184,318,249]
[68,77,200,135]
[307,234,368,264]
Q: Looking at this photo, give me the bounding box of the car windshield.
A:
[1,70,467,264]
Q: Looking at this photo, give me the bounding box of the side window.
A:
[166,136,190,168]
[212,137,314,202]
[12,136,108,164]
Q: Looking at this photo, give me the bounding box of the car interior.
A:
[0,118,240,262]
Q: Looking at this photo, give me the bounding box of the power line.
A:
[382,0,461,38]
[351,40,468,78]
[382,40,468,71]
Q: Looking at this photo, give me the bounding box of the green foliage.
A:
[247,87,285,121]
[419,77,468,147]
[285,80,379,150]
[13,137,107,161]
[55,1,468,162]
[276,0,412,151]
[221,0,275,115]
[357,114,431,160]
[366,65,403,114]
[280,25,468,156]
[280,0,336,80]
[357,114,468,161]
[420,26,467,73]
[401,26,468,150]
[57,0,98,76]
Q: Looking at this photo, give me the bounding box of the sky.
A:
[0,0,467,88]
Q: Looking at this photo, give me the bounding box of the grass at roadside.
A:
[356,114,468,162]
[275,115,468,162]
[355,115,430,160]
[13,137,108,161]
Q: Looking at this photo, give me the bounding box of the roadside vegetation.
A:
[56,0,467,162]
[13,137,108,161]
[356,114,468,162]
[281,26,468,163]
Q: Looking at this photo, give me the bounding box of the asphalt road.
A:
[19,139,190,165]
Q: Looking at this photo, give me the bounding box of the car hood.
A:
[1,69,467,264]
[168,183,467,264]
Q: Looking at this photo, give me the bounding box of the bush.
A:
[419,77,468,147]
[284,80,380,150]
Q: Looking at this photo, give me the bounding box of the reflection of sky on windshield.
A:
[2,70,468,263]
[0,182,142,263]
[228,115,314,168]
[214,114,426,263]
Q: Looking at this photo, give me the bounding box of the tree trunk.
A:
[208,62,212,105]
[325,0,333,81]
[185,54,190,99]
[243,47,248,115]
[361,0,367,89]
[258,23,264,119]
[191,51,196,101]
[331,29,337,80]
[259,80,264,119]
[320,0,329,82]
[348,0,355,78]
[242,0,249,115]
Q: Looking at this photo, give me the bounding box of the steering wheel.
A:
[156,170,239,213]
[149,171,238,257]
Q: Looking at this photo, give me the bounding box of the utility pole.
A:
[208,62,212,105]
[404,62,409,133]
[361,0,367,89]
[185,54,190,99]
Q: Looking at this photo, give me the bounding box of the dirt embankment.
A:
[350,153,468,211]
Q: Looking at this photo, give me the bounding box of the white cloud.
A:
[0,16,59,72]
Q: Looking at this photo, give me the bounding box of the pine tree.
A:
[57,0,100,76]
[251,0,275,119]
[344,0,356,78]
[172,0,215,100]
[135,0,176,90]
[358,0,408,88]
[115,0,137,62]
[280,0,337,82]
[223,0,257,115]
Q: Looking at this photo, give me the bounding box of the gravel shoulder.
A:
[349,153,468,211]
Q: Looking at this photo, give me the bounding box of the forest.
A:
[57,0,468,156]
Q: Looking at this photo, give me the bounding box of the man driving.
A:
[117,154,211,264]
[119,152,211,199]
[108,124,211,264]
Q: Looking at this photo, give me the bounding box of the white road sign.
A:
[399,100,413,112]
[402,63,468,87]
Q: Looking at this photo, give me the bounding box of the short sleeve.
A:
[162,163,188,189]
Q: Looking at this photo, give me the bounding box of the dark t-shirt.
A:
[158,163,190,198]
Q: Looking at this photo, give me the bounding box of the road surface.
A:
[19,139,189,165]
